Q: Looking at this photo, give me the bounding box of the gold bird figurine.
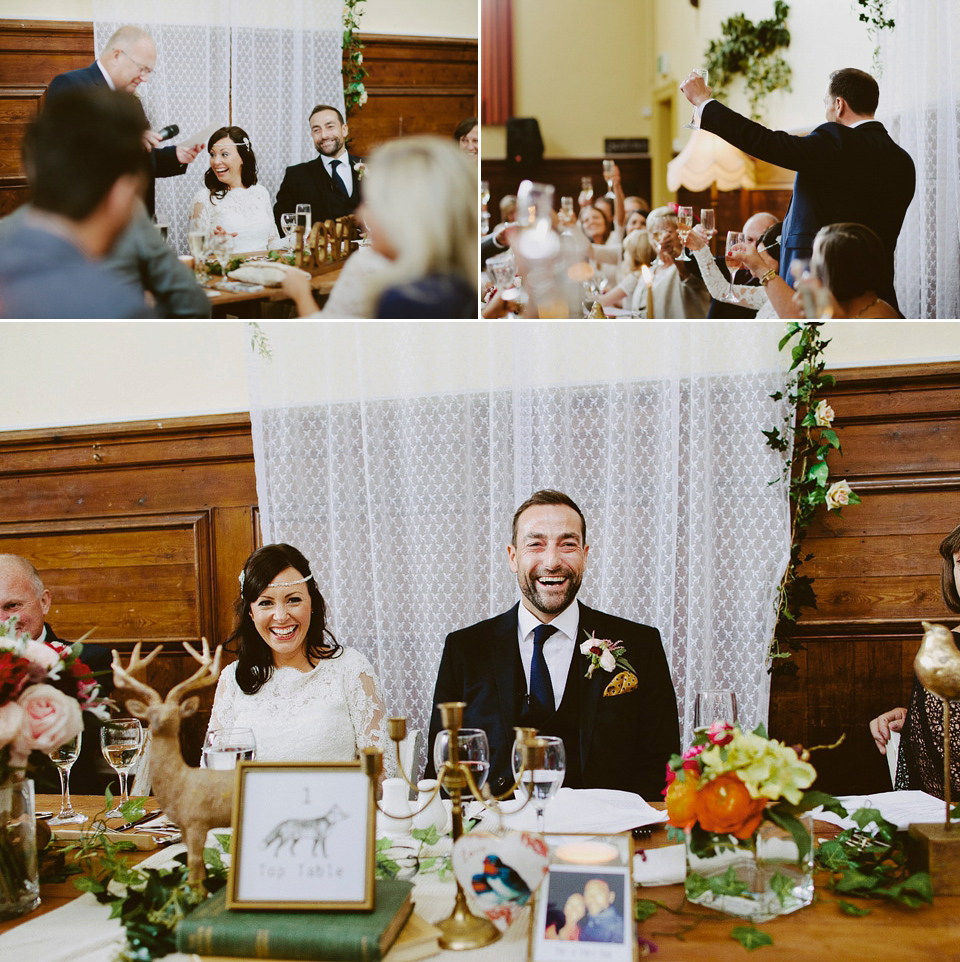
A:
[915,621,960,700]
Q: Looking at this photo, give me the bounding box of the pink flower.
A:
[23,640,62,678]
[0,701,24,749]
[11,683,82,764]
[706,721,735,746]
[681,744,705,773]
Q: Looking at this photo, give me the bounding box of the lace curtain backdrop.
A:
[93,0,344,256]
[880,0,960,318]
[246,323,793,756]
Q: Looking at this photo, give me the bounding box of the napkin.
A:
[633,843,686,886]
[466,787,668,834]
[228,264,287,286]
[812,790,946,832]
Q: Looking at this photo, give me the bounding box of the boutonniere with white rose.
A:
[580,634,636,679]
[353,160,367,180]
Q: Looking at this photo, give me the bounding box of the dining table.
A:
[1,794,957,962]
[202,264,343,318]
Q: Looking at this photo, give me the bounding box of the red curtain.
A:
[481,0,514,125]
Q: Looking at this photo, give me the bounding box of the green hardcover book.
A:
[176,879,415,961]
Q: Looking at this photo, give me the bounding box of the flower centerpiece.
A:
[0,616,107,919]
[664,722,828,922]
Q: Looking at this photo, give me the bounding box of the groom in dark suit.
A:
[681,66,914,311]
[425,490,679,800]
[274,105,363,232]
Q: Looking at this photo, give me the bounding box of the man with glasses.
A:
[47,25,202,215]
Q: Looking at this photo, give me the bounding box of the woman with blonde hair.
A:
[597,229,655,311]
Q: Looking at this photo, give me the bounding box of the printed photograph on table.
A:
[530,863,636,962]
[228,762,375,909]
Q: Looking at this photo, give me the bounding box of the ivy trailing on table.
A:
[703,1,792,122]
[763,322,861,672]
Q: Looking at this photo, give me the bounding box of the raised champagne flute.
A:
[700,209,716,246]
[676,206,693,261]
[602,159,615,199]
[684,68,709,129]
[480,180,490,209]
[100,718,144,818]
[201,727,257,770]
[721,230,745,303]
[432,728,490,799]
[512,734,566,833]
[580,176,594,205]
[48,731,87,825]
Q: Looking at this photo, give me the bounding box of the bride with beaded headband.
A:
[187,124,280,255]
[205,543,395,775]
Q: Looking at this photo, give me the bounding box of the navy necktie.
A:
[329,158,349,197]
[529,623,558,714]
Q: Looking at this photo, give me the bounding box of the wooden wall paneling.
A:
[768,361,960,797]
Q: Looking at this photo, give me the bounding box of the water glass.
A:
[100,718,144,817]
[432,728,490,798]
[694,689,739,729]
[512,733,566,832]
[201,727,257,770]
[48,731,87,825]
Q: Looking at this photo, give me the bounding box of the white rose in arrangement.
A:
[814,400,835,427]
[599,648,616,672]
[359,89,368,106]
[825,479,853,510]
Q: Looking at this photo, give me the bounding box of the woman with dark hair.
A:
[454,117,478,155]
[869,523,960,798]
[188,125,279,254]
[205,543,394,769]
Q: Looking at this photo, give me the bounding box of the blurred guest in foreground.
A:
[455,117,479,156]
[735,222,900,318]
[0,87,152,317]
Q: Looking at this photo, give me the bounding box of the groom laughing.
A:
[425,490,679,799]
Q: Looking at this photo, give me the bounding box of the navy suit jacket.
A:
[274,154,363,231]
[700,100,915,310]
[425,602,680,800]
[46,62,186,215]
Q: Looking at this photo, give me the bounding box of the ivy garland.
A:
[855,0,895,75]
[764,322,861,672]
[343,0,369,117]
[703,0,792,122]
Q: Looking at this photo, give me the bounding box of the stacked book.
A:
[177,878,441,962]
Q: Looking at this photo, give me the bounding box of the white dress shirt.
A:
[321,151,354,197]
[516,601,580,711]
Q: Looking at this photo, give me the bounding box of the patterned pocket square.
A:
[603,670,638,696]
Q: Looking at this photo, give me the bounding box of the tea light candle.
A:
[553,840,620,864]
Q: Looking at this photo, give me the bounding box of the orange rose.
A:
[665,773,701,829]
[696,773,767,840]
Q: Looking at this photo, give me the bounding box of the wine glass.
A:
[48,732,87,825]
[201,728,257,770]
[694,690,739,729]
[512,734,566,833]
[684,68,709,129]
[700,209,716,246]
[602,159,615,199]
[580,176,594,205]
[187,229,207,281]
[432,728,490,798]
[207,231,233,277]
[100,718,144,818]
[676,206,693,261]
[721,230,745,303]
[480,180,490,209]
[280,212,298,249]
[296,203,312,233]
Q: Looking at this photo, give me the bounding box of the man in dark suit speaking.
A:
[425,490,680,800]
[680,67,914,312]
[274,105,363,232]
[46,25,202,217]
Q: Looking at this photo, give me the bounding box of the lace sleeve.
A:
[692,247,769,310]
[257,185,280,246]
[189,188,211,236]
[897,674,960,798]
[343,650,398,778]
[206,664,238,739]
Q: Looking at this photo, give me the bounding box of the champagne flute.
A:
[700,209,716,246]
[100,718,144,818]
[201,728,257,770]
[559,196,575,228]
[48,732,87,825]
[684,68,709,129]
[512,734,566,833]
[721,230,745,303]
[694,690,739,729]
[432,728,490,798]
[153,211,170,244]
[676,206,693,261]
[296,203,312,233]
[580,176,594,205]
[187,229,207,281]
[480,180,490,209]
[602,159,615,199]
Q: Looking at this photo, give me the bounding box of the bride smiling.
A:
[188,125,279,254]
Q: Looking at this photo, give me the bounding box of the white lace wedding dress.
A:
[207,647,396,774]
[189,183,280,254]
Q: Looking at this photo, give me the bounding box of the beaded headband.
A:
[238,570,313,591]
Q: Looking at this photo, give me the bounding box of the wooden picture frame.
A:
[227,761,375,910]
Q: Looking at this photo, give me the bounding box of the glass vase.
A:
[684,815,814,923]
[0,773,40,920]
